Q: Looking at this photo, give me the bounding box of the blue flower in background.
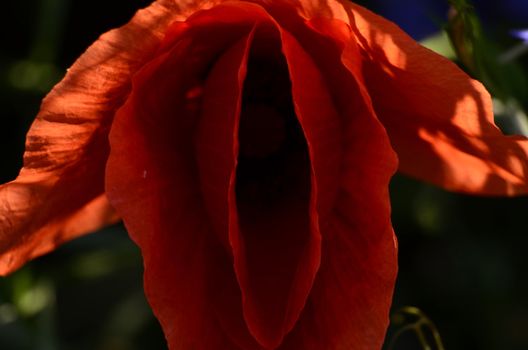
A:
[512,29,528,42]
[369,0,528,40]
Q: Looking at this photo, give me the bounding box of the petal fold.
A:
[106,5,274,349]
[228,23,325,349]
[262,16,398,349]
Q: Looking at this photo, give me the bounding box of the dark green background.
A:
[1,1,527,349]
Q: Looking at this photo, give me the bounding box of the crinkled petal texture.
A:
[105,1,398,349]
[0,0,226,275]
[0,0,182,274]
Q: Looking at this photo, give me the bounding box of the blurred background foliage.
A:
[0,0,527,349]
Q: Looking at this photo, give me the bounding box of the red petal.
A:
[348,3,528,195]
[0,0,186,275]
[251,16,398,349]
[106,5,274,349]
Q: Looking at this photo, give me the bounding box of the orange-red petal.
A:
[0,0,237,275]
[267,15,398,349]
[345,3,528,195]
[0,1,183,275]
[105,5,275,348]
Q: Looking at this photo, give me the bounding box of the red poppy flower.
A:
[1,0,527,349]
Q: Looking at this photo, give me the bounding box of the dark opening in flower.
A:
[236,41,310,210]
[235,31,313,346]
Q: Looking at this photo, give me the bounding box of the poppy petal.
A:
[0,1,190,275]
[105,5,277,348]
[348,3,528,195]
[266,18,398,349]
